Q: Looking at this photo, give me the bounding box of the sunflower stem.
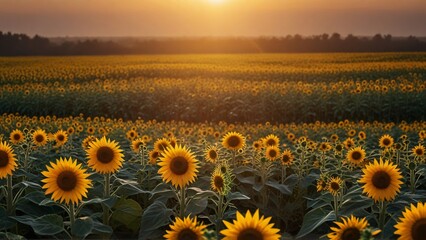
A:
[378,200,387,230]
[69,203,76,239]
[409,169,416,194]
[103,173,111,226]
[179,186,186,218]
[216,194,224,238]
[6,175,14,215]
[333,194,339,221]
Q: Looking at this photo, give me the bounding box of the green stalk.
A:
[6,175,14,215]
[103,173,111,225]
[378,200,387,230]
[69,203,76,240]
[410,169,416,194]
[179,186,186,218]
[333,194,339,221]
[216,194,224,238]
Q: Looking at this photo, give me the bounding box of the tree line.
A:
[1,31,425,55]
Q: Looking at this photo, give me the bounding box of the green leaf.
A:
[265,180,292,195]
[0,232,26,240]
[226,192,250,201]
[111,198,142,232]
[13,214,64,236]
[71,217,94,239]
[296,208,335,238]
[92,220,113,235]
[186,196,208,215]
[139,201,173,239]
[0,207,16,230]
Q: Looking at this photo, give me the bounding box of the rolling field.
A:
[0,53,425,239]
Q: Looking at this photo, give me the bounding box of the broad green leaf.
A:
[265,181,292,195]
[139,201,173,238]
[111,198,142,232]
[71,217,94,239]
[226,192,250,201]
[0,207,16,230]
[296,208,335,238]
[92,220,113,235]
[14,214,64,236]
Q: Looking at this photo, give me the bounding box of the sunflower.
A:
[358,159,403,202]
[412,145,425,157]
[9,129,24,145]
[265,146,280,161]
[154,138,171,152]
[358,131,366,140]
[82,135,96,150]
[348,129,357,137]
[164,216,206,240]
[343,138,355,150]
[32,129,48,147]
[149,150,160,165]
[131,138,145,153]
[327,215,375,240]
[346,147,366,166]
[328,177,343,196]
[394,202,426,240]
[252,141,263,152]
[41,157,91,205]
[280,150,294,166]
[0,141,18,179]
[158,145,199,188]
[205,146,219,163]
[287,132,296,142]
[379,134,394,148]
[319,142,332,152]
[86,136,124,174]
[221,209,281,240]
[222,132,246,151]
[54,130,68,147]
[330,134,339,142]
[263,134,280,147]
[211,168,228,194]
[126,129,138,140]
[317,178,327,192]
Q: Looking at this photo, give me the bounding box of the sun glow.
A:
[207,0,226,4]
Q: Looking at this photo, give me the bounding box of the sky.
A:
[0,0,425,37]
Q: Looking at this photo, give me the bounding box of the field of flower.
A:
[0,53,425,240]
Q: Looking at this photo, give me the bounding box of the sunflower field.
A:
[0,53,425,240]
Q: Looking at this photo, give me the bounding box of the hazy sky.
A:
[1,0,425,37]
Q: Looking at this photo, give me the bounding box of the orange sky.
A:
[0,0,425,37]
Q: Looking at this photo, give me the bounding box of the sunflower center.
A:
[416,149,423,156]
[330,182,340,191]
[57,135,65,141]
[351,151,362,161]
[171,156,189,175]
[214,176,224,189]
[13,134,21,141]
[266,139,276,146]
[56,170,77,191]
[209,150,217,159]
[383,138,391,146]
[96,146,115,164]
[35,134,44,143]
[372,170,391,189]
[282,155,290,163]
[341,227,361,240]
[227,136,241,148]
[177,228,198,240]
[237,228,263,240]
[268,149,277,158]
[412,218,426,240]
[0,150,10,167]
